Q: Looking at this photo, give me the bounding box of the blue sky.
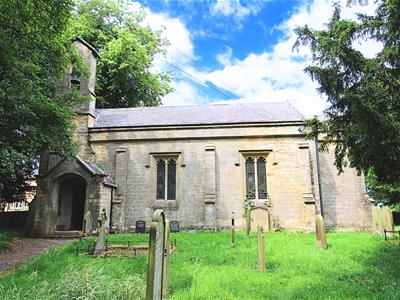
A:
[131,0,379,116]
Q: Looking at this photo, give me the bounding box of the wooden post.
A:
[315,214,328,249]
[231,212,235,248]
[163,220,170,298]
[257,226,265,272]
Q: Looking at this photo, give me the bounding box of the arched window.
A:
[167,159,176,200]
[245,156,268,199]
[156,159,165,199]
[245,157,255,198]
[257,157,267,199]
[156,158,177,200]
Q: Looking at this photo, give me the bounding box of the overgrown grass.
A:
[0,229,21,252]
[0,231,399,299]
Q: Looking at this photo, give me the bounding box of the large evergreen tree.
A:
[295,0,400,205]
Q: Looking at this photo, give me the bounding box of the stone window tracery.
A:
[156,158,176,200]
[245,155,267,199]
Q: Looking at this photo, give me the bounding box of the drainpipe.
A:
[314,121,324,217]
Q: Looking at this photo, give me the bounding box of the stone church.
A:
[30,38,372,237]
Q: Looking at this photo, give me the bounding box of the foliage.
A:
[0,229,21,252]
[294,0,400,203]
[0,0,89,202]
[365,169,400,206]
[0,232,399,299]
[243,190,255,236]
[69,0,173,108]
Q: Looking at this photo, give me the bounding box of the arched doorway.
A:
[56,176,86,231]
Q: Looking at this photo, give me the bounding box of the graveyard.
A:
[0,229,399,299]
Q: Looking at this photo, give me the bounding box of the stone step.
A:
[46,231,83,238]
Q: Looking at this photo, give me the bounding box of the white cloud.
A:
[130,0,382,116]
[129,2,195,65]
[162,80,204,106]
[210,0,263,27]
[199,0,381,116]
[216,46,233,66]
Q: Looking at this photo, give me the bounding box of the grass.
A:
[0,231,399,299]
[0,229,21,252]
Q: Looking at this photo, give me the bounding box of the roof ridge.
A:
[95,101,298,112]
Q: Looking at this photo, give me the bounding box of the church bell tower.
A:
[69,37,100,160]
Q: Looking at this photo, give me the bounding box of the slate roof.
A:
[94,102,304,128]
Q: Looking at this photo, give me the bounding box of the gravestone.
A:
[315,214,328,249]
[94,223,106,255]
[170,221,180,233]
[251,208,270,232]
[257,226,265,272]
[136,220,146,233]
[163,220,170,298]
[146,210,166,300]
[83,210,93,236]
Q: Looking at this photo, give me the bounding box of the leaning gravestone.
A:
[136,220,146,233]
[94,222,106,255]
[146,210,166,300]
[251,208,270,232]
[170,221,180,233]
[315,214,328,249]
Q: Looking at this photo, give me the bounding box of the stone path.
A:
[0,237,73,275]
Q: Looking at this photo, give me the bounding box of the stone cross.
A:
[315,214,328,249]
[257,225,265,272]
[146,210,166,300]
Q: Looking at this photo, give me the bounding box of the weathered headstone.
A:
[83,210,93,236]
[163,220,170,298]
[94,223,106,255]
[251,208,270,232]
[146,210,166,300]
[136,220,146,234]
[257,225,265,272]
[170,221,180,233]
[315,214,328,249]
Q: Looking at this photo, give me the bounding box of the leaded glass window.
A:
[245,157,255,198]
[257,157,267,199]
[155,158,177,200]
[156,159,165,199]
[245,155,268,199]
[167,159,176,200]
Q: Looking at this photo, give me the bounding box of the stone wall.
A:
[318,145,372,229]
[89,123,371,231]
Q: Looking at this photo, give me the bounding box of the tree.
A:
[69,0,173,108]
[294,0,400,205]
[0,0,87,202]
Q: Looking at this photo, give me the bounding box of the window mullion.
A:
[164,160,168,200]
[254,157,258,200]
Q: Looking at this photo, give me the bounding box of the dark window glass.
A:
[167,159,176,200]
[245,157,255,198]
[257,157,267,199]
[156,160,165,199]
